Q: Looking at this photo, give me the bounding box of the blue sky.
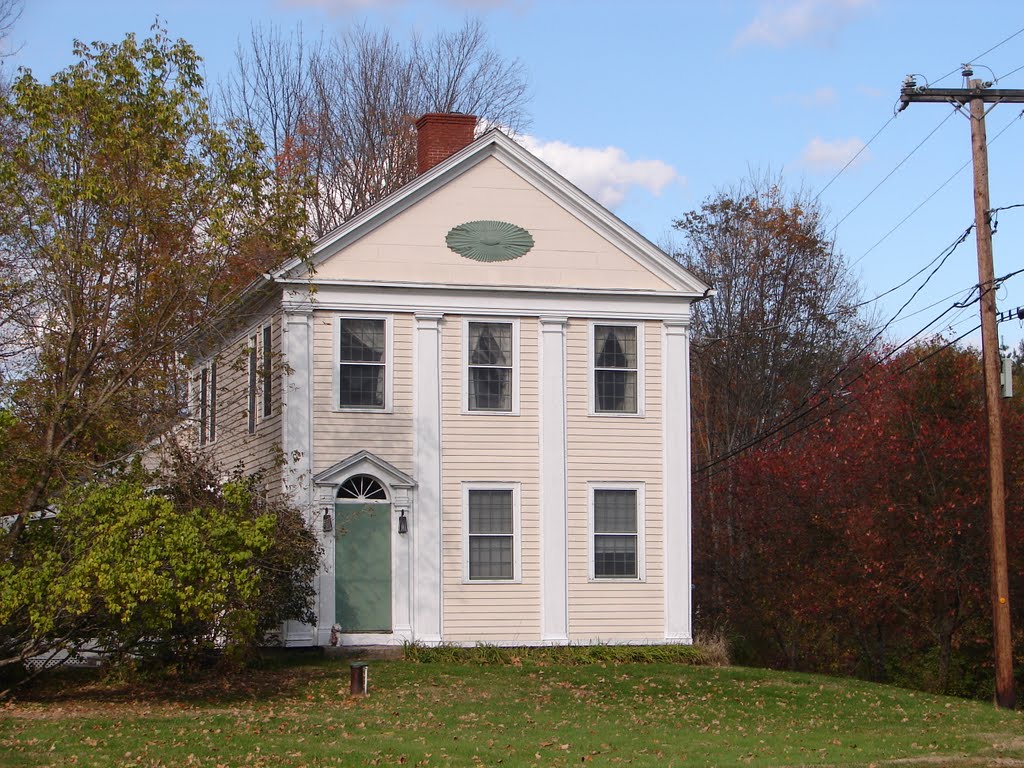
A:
[8,0,1024,348]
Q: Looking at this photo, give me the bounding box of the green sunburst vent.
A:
[445,220,534,262]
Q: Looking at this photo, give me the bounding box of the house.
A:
[187,113,711,648]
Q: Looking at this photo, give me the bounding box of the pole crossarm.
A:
[901,87,1024,108]
[997,306,1024,324]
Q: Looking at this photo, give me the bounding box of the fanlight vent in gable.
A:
[337,475,387,501]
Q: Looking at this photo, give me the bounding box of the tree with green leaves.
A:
[0,26,307,542]
[0,445,320,690]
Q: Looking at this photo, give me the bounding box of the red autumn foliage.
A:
[696,342,1024,696]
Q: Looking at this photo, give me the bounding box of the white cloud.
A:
[733,0,874,49]
[803,86,838,106]
[515,135,682,209]
[798,137,867,171]
[281,0,525,12]
[780,86,838,107]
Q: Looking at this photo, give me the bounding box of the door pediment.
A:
[313,450,416,490]
[313,451,415,509]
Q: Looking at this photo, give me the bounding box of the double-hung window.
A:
[262,324,273,418]
[208,363,217,443]
[197,363,216,446]
[590,485,644,580]
[464,484,520,582]
[466,320,517,413]
[247,335,258,434]
[592,324,640,414]
[338,317,387,409]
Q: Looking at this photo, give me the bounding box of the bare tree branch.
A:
[221,18,530,239]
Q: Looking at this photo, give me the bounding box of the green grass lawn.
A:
[1,652,1022,767]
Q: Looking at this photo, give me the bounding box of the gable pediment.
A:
[278,132,710,298]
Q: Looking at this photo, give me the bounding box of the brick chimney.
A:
[415,113,478,174]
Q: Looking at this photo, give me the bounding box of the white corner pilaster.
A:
[282,303,314,497]
[281,297,316,645]
[391,486,413,637]
[539,316,569,642]
[413,312,444,643]
[663,320,692,643]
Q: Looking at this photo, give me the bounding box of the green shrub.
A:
[0,451,320,682]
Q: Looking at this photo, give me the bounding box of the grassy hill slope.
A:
[1,653,1021,766]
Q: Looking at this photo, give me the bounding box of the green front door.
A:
[335,501,392,632]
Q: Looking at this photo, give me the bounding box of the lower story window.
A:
[466,485,518,581]
[592,486,641,580]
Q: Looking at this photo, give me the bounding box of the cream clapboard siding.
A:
[565,319,665,640]
[440,316,541,642]
[311,312,415,476]
[312,157,674,293]
[203,315,285,495]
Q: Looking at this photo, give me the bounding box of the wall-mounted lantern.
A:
[398,508,408,534]
[322,507,333,533]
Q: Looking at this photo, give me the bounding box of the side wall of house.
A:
[199,313,285,494]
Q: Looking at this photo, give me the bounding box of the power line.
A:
[849,107,1024,268]
[848,225,972,309]
[989,201,1024,234]
[828,108,957,239]
[931,25,1024,86]
[695,222,971,354]
[696,290,975,474]
[816,114,897,199]
[997,63,1024,82]
[891,284,982,324]
[692,111,1021,348]
[697,320,983,484]
[695,263,1024,478]
[848,159,970,268]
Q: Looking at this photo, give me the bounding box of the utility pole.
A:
[900,67,1018,710]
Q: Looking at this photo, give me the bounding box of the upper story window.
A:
[592,323,641,415]
[338,317,387,410]
[466,320,518,413]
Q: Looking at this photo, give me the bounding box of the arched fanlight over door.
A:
[337,475,387,501]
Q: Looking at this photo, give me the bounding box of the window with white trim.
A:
[464,484,520,582]
[196,364,216,446]
[466,320,516,413]
[208,362,216,443]
[338,318,387,409]
[261,324,273,418]
[593,324,639,414]
[247,335,258,434]
[196,362,217,445]
[590,485,644,580]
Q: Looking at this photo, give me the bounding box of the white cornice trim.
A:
[277,276,691,299]
[297,282,693,323]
